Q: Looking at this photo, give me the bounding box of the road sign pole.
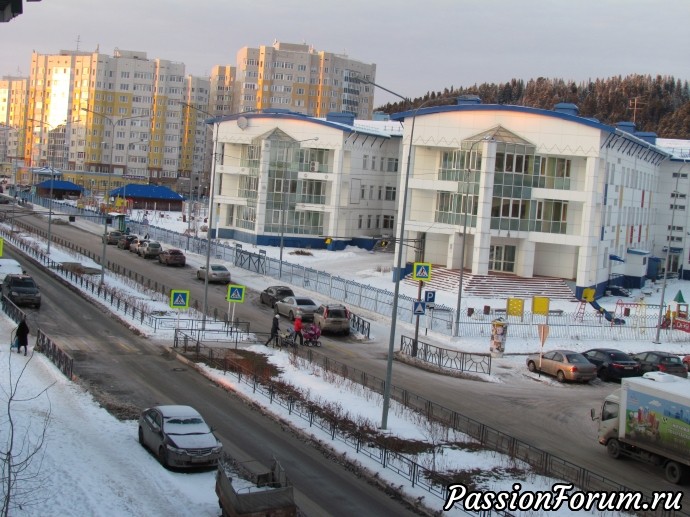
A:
[413,280,423,356]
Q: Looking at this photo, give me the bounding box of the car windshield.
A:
[149,243,161,248]
[296,299,314,306]
[163,416,210,435]
[12,279,36,288]
[276,288,293,296]
[211,265,228,272]
[565,354,589,363]
[609,352,631,361]
[328,309,347,318]
[169,250,182,255]
[661,356,682,364]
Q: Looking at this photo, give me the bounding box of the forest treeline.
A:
[376,74,690,139]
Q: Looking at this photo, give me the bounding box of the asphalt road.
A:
[5,204,690,507]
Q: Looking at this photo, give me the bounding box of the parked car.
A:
[313,303,351,335]
[526,350,597,383]
[274,296,318,321]
[138,241,162,259]
[629,351,688,378]
[129,238,146,254]
[158,248,186,267]
[2,274,41,308]
[260,286,295,308]
[102,230,123,245]
[138,405,223,469]
[117,235,139,250]
[197,264,231,284]
[582,348,642,381]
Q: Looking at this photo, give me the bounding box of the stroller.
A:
[278,329,297,348]
[302,324,322,347]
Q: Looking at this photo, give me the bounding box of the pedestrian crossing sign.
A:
[0,237,4,257]
[226,284,246,303]
[412,262,432,281]
[169,290,190,309]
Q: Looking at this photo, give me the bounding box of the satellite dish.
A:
[237,116,248,130]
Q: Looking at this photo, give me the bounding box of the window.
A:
[367,215,372,228]
[363,155,368,170]
[358,215,363,229]
[385,186,396,201]
[382,215,395,229]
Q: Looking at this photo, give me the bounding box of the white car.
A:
[197,264,231,284]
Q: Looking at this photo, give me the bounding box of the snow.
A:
[2,203,687,516]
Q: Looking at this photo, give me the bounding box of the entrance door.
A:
[489,245,516,273]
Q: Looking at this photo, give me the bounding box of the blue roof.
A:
[110,184,185,201]
[36,180,83,191]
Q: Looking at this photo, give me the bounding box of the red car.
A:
[158,248,186,267]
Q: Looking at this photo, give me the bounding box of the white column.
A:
[576,155,603,289]
[471,140,497,275]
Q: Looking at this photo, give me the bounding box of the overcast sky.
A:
[2,0,689,107]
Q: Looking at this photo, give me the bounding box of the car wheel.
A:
[138,427,145,447]
[35,303,41,309]
[606,439,621,459]
[556,370,566,383]
[527,361,536,373]
[665,461,686,484]
[289,311,295,321]
[158,446,169,468]
[599,368,609,382]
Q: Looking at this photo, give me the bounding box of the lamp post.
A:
[27,118,64,256]
[355,75,435,429]
[454,136,493,336]
[654,158,690,343]
[80,107,150,285]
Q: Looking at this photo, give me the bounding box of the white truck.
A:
[591,372,690,483]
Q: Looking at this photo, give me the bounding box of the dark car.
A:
[2,274,41,308]
[582,348,642,381]
[117,235,138,250]
[260,286,295,308]
[630,351,688,378]
[138,405,223,469]
[158,248,186,267]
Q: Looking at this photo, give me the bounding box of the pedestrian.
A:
[15,317,29,356]
[144,232,150,240]
[265,314,280,346]
[293,315,304,346]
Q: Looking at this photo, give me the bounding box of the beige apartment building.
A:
[232,41,376,119]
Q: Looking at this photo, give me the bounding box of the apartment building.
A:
[388,98,670,298]
[209,111,402,248]
[233,41,376,119]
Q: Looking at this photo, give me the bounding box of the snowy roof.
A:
[110,184,185,200]
[655,138,690,160]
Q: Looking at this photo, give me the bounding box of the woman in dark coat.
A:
[16,317,29,356]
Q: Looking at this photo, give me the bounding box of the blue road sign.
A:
[412,262,432,281]
[413,300,426,315]
[226,284,246,303]
[424,290,436,304]
[170,289,190,309]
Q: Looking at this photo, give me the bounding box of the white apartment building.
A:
[233,41,376,119]
[210,111,402,248]
[388,98,670,299]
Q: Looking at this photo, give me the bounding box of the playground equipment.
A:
[576,288,626,325]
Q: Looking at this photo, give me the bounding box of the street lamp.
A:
[27,118,64,256]
[654,158,690,343]
[355,74,435,429]
[454,136,493,336]
[80,107,151,285]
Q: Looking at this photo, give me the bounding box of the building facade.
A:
[233,41,376,119]
[389,99,669,299]
[209,111,401,249]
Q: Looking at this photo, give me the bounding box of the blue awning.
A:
[609,254,625,263]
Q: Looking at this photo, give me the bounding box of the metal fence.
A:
[399,335,492,374]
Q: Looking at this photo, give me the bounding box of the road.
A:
[5,204,690,506]
[6,245,424,516]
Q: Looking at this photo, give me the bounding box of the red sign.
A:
[672,318,690,333]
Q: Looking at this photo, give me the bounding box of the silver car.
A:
[197,264,231,284]
[138,241,162,259]
[526,349,597,383]
[138,405,223,469]
[274,296,318,321]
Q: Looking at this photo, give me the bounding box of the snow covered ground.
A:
[2,203,689,516]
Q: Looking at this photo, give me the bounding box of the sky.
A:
[2,202,690,515]
[2,1,689,106]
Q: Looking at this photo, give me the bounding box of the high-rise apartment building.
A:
[233,41,376,118]
[0,76,29,171]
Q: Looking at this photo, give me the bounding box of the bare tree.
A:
[1,351,55,517]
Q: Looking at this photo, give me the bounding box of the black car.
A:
[629,351,688,378]
[582,348,641,381]
[259,286,295,308]
[2,274,41,308]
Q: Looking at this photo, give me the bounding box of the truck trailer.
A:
[591,371,690,483]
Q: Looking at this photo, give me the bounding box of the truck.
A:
[215,455,298,517]
[591,371,690,483]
